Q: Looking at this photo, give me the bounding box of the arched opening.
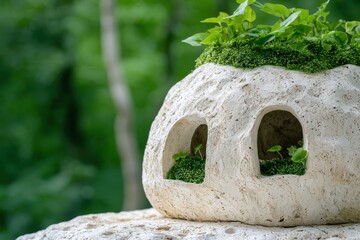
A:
[257,110,306,176]
[258,110,303,160]
[162,116,208,183]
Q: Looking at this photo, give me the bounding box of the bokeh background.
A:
[0,0,358,238]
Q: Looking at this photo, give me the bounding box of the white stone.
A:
[143,64,360,226]
[18,208,360,239]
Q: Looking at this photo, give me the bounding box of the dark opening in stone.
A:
[165,122,208,184]
[257,110,303,160]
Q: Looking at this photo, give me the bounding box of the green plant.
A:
[183,0,360,73]
[287,140,308,165]
[267,145,283,160]
[184,0,359,48]
[260,140,308,176]
[172,152,188,161]
[166,144,206,184]
[194,143,204,160]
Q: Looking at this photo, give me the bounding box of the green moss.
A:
[195,38,360,73]
[260,158,306,176]
[166,155,205,184]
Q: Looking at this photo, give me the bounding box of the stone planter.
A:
[142,63,360,226]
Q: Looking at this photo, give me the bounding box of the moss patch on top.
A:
[184,0,360,73]
[195,38,360,73]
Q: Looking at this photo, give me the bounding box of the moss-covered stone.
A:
[166,155,205,184]
[260,158,306,176]
[195,38,360,73]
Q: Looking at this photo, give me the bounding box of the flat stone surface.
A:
[18,208,360,240]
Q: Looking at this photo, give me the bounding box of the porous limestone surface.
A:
[143,63,360,226]
[17,208,360,240]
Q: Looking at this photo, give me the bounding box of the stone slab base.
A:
[18,208,360,240]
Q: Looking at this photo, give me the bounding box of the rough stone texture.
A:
[18,208,360,240]
[143,63,360,226]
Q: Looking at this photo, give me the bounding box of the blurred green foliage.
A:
[0,0,357,238]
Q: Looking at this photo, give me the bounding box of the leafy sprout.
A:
[291,147,308,164]
[262,140,308,176]
[183,0,360,49]
[287,145,298,157]
[287,140,308,165]
[266,145,283,160]
[172,152,188,162]
[194,144,204,160]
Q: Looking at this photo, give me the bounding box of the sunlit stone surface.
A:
[18,208,360,239]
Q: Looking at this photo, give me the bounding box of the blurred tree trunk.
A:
[100,0,144,210]
[164,0,180,82]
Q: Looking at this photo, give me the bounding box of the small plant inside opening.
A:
[166,124,207,184]
[260,140,308,176]
[257,110,308,176]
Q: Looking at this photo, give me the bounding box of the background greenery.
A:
[0,0,358,238]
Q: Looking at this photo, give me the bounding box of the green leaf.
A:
[257,24,272,32]
[327,21,342,31]
[182,33,209,46]
[291,148,308,163]
[260,3,291,19]
[313,0,330,20]
[267,145,282,153]
[227,0,255,19]
[304,36,318,41]
[280,11,301,28]
[194,144,204,160]
[236,0,255,5]
[194,144,203,155]
[287,146,298,157]
[316,20,330,33]
[284,25,312,41]
[291,24,312,35]
[201,27,222,45]
[322,42,332,51]
[345,21,360,33]
[356,26,360,35]
[246,27,268,37]
[323,31,348,46]
[255,34,275,45]
[271,20,281,32]
[201,12,229,24]
[333,31,348,45]
[295,9,310,24]
[351,36,360,44]
[243,6,256,23]
[297,140,304,147]
[172,152,188,161]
